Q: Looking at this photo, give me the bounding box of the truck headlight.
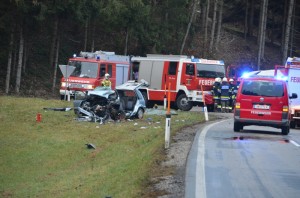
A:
[85,84,94,89]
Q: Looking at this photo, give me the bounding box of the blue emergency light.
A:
[241,72,251,78]
[276,75,288,81]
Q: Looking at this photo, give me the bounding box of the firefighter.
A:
[232,79,240,109]
[228,78,235,110]
[212,77,222,111]
[220,77,231,112]
[101,73,111,88]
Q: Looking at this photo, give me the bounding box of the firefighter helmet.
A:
[105,73,110,78]
[222,77,228,82]
[215,77,222,83]
[229,78,234,82]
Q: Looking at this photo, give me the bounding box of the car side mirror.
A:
[289,93,297,99]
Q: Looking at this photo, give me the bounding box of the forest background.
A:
[0,0,299,98]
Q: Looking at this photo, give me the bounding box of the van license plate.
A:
[253,104,270,110]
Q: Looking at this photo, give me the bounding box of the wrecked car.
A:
[74,81,147,123]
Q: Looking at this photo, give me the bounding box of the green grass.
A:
[0,96,205,197]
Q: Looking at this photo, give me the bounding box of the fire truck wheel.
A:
[290,121,296,129]
[176,94,193,111]
[281,126,290,135]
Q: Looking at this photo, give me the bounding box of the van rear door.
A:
[239,79,285,121]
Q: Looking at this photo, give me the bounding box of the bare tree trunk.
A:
[261,0,268,60]
[204,0,210,56]
[282,0,294,64]
[209,0,218,53]
[23,41,27,74]
[52,35,60,93]
[180,0,198,54]
[5,27,14,94]
[281,0,288,53]
[91,19,95,52]
[249,0,254,37]
[257,1,264,45]
[15,26,24,94]
[257,0,267,69]
[84,18,88,51]
[49,16,58,69]
[289,4,295,57]
[124,27,129,55]
[244,0,249,39]
[216,0,223,48]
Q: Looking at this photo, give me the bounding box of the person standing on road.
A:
[102,73,111,88]
[228,79,235,110]
[212,77,222,111]
[220,77,231,112]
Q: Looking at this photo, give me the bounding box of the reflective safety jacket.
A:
[101,79,111,87]
[221,82,230,100]
[212,82,221,99]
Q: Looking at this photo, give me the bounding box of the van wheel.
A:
[136,108,144,119]
[176,94,193,111]
[234,122,242,132]
[281,126,290,135]
[290,121,296,129]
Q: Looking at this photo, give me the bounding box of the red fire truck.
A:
[276,57,300,128]
[130,54,225,111]
[60,51,130,99]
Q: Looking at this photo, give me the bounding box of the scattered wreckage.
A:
[74,81,147,123]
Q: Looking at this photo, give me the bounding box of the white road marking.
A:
[195,119,230,198]
[290,140,300,147]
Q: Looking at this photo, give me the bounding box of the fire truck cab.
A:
[60,51,129,99]
[130,54,225,111]
[282,57,300,128]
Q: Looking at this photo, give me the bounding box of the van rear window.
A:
[241,80,284,97]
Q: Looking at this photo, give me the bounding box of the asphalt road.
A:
[185,117,300,198]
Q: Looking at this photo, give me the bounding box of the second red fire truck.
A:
[130,54,226,111]
[59,51,130,99]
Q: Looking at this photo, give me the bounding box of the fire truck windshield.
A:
[196,63,225,78]
[68,61,98,78]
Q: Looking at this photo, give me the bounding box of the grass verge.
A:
[0,96,205,197]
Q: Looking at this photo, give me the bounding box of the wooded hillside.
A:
[0,0,299,97]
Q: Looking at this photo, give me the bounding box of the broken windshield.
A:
[196,63,225,78]
[69,61,98,78]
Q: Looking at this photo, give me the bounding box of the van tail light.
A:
[235,102,240,109]
[282,106,288,112]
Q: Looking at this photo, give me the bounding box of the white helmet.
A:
[215,77,221,83]
[229,78,234,82]
[222,77,228,82]
[105,73,110,78]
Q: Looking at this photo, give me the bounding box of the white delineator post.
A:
[165,82,171,149]
[201,85,209,121]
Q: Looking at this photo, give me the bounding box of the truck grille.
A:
[69,83,84,88]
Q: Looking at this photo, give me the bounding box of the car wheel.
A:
[290,121,296,129]
[234,122,241,132]
[176,94,193,111]
[136,108,144,119]
[281,126,290,135]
